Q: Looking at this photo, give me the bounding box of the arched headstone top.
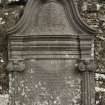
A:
[21,0,78,35]
[7,0,98,35]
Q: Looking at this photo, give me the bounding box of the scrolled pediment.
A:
[7,0,98,35]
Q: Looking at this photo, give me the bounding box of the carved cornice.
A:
[7,0,98,35]
[8,34,93,60]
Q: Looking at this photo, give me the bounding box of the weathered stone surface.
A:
[7,0,96,105]
[9,59,81,105]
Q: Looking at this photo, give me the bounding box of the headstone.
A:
[7,0,97,105]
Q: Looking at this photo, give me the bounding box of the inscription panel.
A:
[9,59,81,105]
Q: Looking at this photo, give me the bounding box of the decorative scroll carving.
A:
[7,0,97,35]
[7,60,25,72]
[78,59,96,72]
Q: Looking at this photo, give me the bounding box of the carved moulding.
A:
[7,0,98,35]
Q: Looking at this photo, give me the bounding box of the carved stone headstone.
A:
[7,0,97,105]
